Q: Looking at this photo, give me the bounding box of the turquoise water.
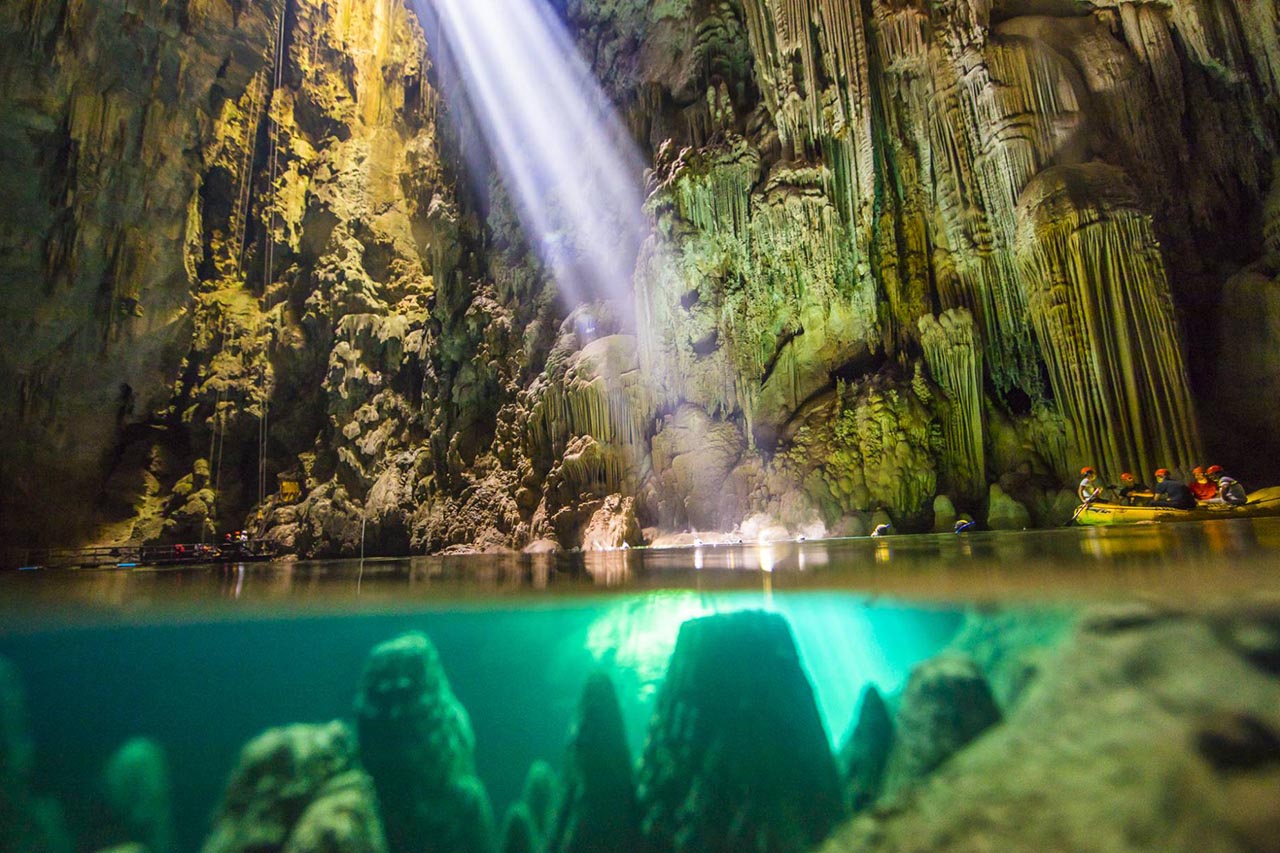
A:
[3,519,1279,852]
[0,596,960,852]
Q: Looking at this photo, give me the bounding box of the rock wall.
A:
[0,0,1277,551]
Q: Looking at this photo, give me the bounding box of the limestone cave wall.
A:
[0,0,1277,552]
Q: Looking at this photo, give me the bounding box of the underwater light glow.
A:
[421,0,650,316]
[584,592,964,747]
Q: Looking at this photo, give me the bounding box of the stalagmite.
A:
[354,632,496,853]
[547,672,642,853]
[100,738,173,853]
[637,611,844,853]
[919,309,985,501]
[1015,163,1201,480]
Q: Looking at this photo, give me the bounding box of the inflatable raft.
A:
[1073,486,1280,526]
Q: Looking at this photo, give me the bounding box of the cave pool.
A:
[2,518,1279,852]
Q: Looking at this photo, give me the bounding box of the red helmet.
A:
[1080,466,1095,476]
[1206,465,1223,476]
[1120,472,1135,481]
[1192,466,1204,475]
[1155,468,1170,477]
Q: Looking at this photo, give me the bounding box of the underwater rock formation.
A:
[547,671,642,853]
[881,654,1001,798]
[354,631,495,853]
[819,602,1280,853]
[0,658,71,853]
[497,805,538,853]
[518,760,560,843]
[100,738,173,853]
[203,720,386,853]
[838,686,895,814]
[636,610,844,853]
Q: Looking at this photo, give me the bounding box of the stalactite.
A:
[1015,163,1202,481]
[919,309,984,501]
[738,0,879,282]
[528,336,653,495]
[639,150,878,439]
[917,32,1084,394]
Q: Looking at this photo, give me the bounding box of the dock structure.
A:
[4,542,274,571]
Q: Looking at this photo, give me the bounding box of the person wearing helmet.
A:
[1078,467,1103,503]
[1150,468,1196,509]
[1205,465,1248,506]
[1116,472,1151,505]
[1189,467,1218,502]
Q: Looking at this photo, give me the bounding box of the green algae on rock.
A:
[0,0,1277,550]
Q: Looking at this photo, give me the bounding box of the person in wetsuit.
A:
[1150,468,1196,509]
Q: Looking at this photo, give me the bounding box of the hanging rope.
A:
[258,371,269,509]
[211,324,237,511]
[261,0,289,296]
[247,0,290,516]
[233,69,267,275]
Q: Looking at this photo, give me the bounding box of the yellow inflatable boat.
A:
[1073,486,1280,526]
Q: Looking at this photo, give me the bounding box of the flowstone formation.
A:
[1,0,1278,549]
[636,610,845,853]
[354,631,496,853]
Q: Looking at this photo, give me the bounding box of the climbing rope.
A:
[232,69,267,274]
[252,1,290,513]
[261,0,289,296]
[257,371,269,509]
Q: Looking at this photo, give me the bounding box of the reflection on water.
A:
[3,518,1280,623]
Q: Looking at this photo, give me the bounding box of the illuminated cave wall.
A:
[0,0,1276,550]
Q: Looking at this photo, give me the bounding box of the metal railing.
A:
[5,541,275,571]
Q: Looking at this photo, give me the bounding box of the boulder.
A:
[881,654,1001,797]
[202,721,386,853]
[985,484,1031,530]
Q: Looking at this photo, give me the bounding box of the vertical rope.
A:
[261,0,289,295]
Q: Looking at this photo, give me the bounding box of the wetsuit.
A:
[1151,477,1196,510]
[1217,476,1247,506]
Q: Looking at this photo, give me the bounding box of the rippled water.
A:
[2,519,1278,852]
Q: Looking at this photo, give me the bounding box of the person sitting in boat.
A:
[1189,467,1218,502]
[1205,465,1248,506]
[1078,467,1103,503]
[1116,472,1152,505]
[1151,468,1196,509]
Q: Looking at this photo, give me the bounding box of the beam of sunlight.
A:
[582,592,964,750]
[420,0,650,319]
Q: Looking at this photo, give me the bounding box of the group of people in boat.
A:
[1078,465,1247,509]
